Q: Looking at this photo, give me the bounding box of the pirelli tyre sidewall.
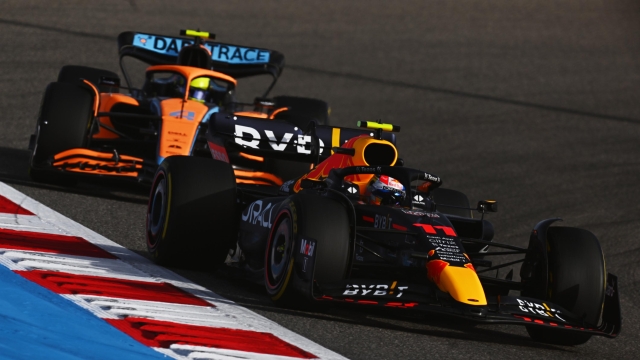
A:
[525,226,606,345]
[147,167,169,259]
[264,205,296,302]
[146,156,237,269]
[265,192,351,305]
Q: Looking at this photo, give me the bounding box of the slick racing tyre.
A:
[265,193,351,306]
[29,82,94,184]
[526,226,606,345]
[58,65,120,92]
[273,95,330,127]
[146,156,237,270]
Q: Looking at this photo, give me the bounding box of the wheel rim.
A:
[268,217,292,287]
[147,174,167,247]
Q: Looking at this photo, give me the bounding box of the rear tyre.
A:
[30,82,94,185]
[58,65,120,92]
[146,156,237,270]
[265,193,351,305]
[525,226,606,345]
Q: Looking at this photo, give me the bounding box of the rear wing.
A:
[117,31,285,87]
[206,113,396,163]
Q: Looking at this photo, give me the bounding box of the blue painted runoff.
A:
[0,266,167,360]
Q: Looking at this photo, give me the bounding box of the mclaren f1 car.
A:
[28,29,329,186]
[145,115,620,345]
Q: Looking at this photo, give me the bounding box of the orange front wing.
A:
[52,149,145,177]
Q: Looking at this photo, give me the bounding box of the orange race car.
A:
[28,30,329,186]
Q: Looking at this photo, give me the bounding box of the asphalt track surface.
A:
[1,1,639,358]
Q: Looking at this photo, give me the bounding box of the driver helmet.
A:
[365,175,406,205]
[188,77,210,103]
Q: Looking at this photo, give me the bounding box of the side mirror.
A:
[300,179,327,190]
[98,76,120,89]
[477,200,497,213]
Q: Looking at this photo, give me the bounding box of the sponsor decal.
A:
[378,175,403,192]
[241,200,275,228]
[300,238,315,257]
[374,214,391,229]
[343,282,408,297]
[347,186,358,194]
[401,209,439,217]
[208,141,229,162]
[299,238,316,273]
[418,227,466,263]
[169,110,195,120]
[357,166,382,174]
[413,224,456,236]
[424,173,440,183]
[413,194,425,205]
[279,179,295,193]
[133,34,271,64]
[515,299,565,322]
[233,125,325,154]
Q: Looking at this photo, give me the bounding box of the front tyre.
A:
[146,156,237,270]
[30,82,94,185]
[525,226,606,345]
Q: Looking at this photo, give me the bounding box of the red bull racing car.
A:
[144,114,620,345]
[28,30,329,186]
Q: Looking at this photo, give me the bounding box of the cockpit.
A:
[142,69,236,106]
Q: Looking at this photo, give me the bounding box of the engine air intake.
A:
[363,142,397,166]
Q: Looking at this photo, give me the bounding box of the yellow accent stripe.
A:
[357,121,394,132]
[185,30,210,38]
[272,259,294,301]
[161,173,172,239]
[331,128,340,154]
[389,280,397,294]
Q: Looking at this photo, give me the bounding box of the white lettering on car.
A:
[241,200,274,228]
[343,284,408,297]
[234,125,260,148]
[265,130,293,151]
[233,124,325,154]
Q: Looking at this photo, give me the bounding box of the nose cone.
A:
[427,260,487,305]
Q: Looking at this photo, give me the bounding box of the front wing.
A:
[315,273,621,339]
[34,148,157,183]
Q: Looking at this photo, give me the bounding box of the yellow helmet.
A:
[189,77,210,102]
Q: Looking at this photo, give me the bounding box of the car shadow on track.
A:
[0,146,149,204]
[170,266,572,353]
